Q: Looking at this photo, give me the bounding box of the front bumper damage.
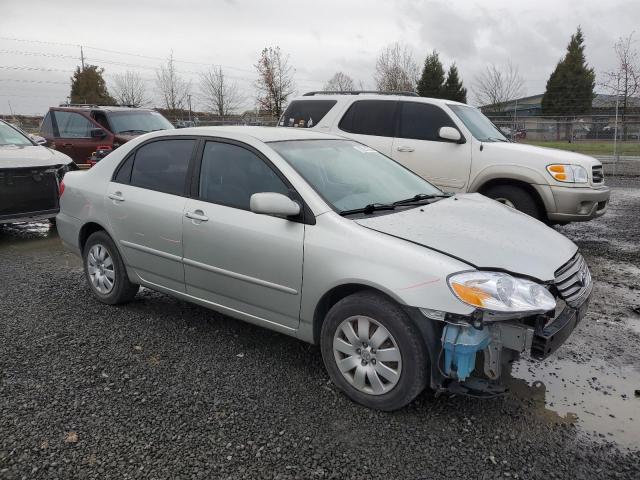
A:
[431,283,592,398]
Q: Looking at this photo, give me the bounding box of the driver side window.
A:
[198,141,289,210]
[398,102,457,141]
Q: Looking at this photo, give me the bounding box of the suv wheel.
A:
[320,291,428,411]
[83,231,139,304]
[483,184,542,220]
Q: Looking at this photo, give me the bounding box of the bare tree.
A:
[254,46,295,117]
[374,42,419,92]
[199,66,243,116]
[324,72,355,91]
[155,52,190,111]
[473,62,524,111]
[111,71,150,107]
[602,32,640,139]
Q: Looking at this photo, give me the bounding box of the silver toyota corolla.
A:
[57,126,592,410]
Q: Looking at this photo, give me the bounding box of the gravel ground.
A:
[1,178,639,480]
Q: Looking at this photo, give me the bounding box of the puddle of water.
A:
[506,356,640,450]
[0,222,82,268]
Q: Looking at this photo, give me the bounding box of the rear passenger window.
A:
[198,141,289,210]
[279,100,337,128]
[399,102,457,141]
[130,139,195,195]
[338,100,397,137]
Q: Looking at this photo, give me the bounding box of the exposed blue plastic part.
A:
[441,324,490,381]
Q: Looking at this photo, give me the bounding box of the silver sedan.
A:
[57,126,592,410]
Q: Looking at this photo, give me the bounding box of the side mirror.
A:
[438,126,463,143]
[30,134,47,145]
[250,192,301,217]
[90,128,107,138]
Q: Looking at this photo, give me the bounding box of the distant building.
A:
[483,94,640,118]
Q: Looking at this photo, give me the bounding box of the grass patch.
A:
[520,140,640,156]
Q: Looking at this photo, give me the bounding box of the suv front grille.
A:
[554,253,592,307]
[592,165,604,184]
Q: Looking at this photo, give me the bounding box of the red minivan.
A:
[40,105,174,165]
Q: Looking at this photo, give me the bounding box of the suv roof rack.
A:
[303,90,419,97]
[58,103,99,108]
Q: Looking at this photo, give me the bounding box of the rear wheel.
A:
[483,184,542,220]
[320,291,428,411]
[83,231,139,304]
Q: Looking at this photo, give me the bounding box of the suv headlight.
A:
[547,164,588,183]
[448,271,556,313]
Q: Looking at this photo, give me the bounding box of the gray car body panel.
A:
[58,126,578,345]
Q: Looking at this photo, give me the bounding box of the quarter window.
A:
[279,100,337,128]
[198,141,289,210]
[53,111,94,138]
[398,102,457,141]
[338,100,397,137]
[130,139,195,195]
[40,112,54,137]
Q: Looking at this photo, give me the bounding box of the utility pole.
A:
[187,94,192,123]
[613,76,620,174]
[80,45,85,71]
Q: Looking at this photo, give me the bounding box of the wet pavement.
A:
[0,178,639,478]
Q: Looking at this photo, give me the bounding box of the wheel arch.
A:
[78,221,110,253]
[476,177,549,221]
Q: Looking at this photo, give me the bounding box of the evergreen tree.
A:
[443,64,467,102]
[417,51,445,98]
[542,27,595,117]
[70,65,115,105]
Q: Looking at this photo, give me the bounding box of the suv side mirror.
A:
[250,192,301,217]
[438,126,463,143]
[90,128,107,139]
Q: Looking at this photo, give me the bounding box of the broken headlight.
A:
[448,271,555,314]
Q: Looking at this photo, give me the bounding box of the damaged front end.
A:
[422,253,593,398]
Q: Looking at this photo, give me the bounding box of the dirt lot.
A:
[1,178,639,480]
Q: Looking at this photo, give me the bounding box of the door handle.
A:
[396,146,415,153]
[108,192,125,202]
[185,210,209,222]
[62,143,73,148]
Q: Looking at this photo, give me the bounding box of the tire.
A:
[83,230,139,305]
[320,291,428,411]
[483,184,542,220]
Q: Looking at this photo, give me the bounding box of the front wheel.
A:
[83,230,139,304]
[320,291,428,411]
[483,184,542,220]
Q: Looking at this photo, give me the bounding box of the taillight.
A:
[58,179,65,198]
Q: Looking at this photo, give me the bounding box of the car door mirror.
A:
[90,128,107,139]
[30,134,47,145]
[438,126,463,143]
[250,192,301,217]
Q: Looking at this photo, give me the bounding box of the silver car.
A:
[57,126,592,410]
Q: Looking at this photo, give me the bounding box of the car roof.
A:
[168,125,346,142]
[53,105,156,113]
[291,93,468,107]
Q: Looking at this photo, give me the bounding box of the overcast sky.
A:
[1,0,638,115]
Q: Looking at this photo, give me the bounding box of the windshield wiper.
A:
[483,137,509,143]
[339,203,396,216]
[118,129,148,134]
[392,193,452,206]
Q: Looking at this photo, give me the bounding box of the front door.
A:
[182,140,304,329]
[106,138,196,292]
[392,102,472,192]
[52,110,111,164]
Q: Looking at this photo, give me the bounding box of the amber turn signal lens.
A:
[451,283,490,308]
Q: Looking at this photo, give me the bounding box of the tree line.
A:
[68,27,638,121]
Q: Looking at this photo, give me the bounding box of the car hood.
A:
[355,194,577,282]
[0,144,74,169]
[484,141,601,168]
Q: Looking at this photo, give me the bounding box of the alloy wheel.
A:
[87,244,115,294]
[332,315,402,395]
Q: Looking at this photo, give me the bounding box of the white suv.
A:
[279,92,610,223]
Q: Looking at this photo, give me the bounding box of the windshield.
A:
[107,111,174,134]
[0,121,33,146]
[448,104,508,142]
[270,139,442,212]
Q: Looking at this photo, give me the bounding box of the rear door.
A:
[106,137,196,292]
[51,110,110,164]
[335,100,397,156]
[392,102,472,192]
[182,140,304,329]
